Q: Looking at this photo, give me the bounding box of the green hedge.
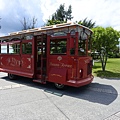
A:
[108,52,120,58]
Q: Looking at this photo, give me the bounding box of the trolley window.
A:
[78,39,87,56]
[78,31,87,56]
[9,43,20,54]
[22,42,32,54]
[0,42,20,54]
[50,39,67,54]
[1,44,7,53]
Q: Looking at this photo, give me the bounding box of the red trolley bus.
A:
[0,23,93,89]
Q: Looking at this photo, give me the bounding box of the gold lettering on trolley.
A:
[50,62,59,67]
[7,57,20,66]
[61,63,72,68]
[51,74,62,77]
[50,62,72,68]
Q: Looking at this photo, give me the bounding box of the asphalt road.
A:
[0,72,120,120]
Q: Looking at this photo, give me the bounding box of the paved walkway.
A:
[0,72,120,120]
[105,112,120,120]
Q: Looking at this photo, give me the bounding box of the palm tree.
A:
[78,18,96,29]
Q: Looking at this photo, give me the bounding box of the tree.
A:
[65,5,73,21]
[78,18,96,29]
[92,26,120,71]
[46,4,73,26]
[20,16,37,30]
[46,19,65,26]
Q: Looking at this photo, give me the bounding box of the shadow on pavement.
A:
[1,75,118,105]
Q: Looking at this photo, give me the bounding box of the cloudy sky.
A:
[0,0,120,36]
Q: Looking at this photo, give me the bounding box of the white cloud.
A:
[40,0,60,23]
[40,0,120,30]
[0,0,120,36]
[0,0,5,10]
[0,0,44,35]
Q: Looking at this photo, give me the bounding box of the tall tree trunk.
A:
[100,48,108,71]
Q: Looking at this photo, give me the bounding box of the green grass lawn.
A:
[92,58,120,78]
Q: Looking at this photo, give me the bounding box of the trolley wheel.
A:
[8,73,16,80]
[54,83,65,89]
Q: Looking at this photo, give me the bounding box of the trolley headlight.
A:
[79,69,83,78]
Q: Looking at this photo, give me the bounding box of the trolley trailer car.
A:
[0,23,94,89]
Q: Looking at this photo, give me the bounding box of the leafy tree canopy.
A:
[46,4,73,26]
[92,26,120,71]
[92,26,120,53]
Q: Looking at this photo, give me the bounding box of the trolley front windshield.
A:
[78,28,92,56]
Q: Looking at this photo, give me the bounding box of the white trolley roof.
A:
[0,22,92,40]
